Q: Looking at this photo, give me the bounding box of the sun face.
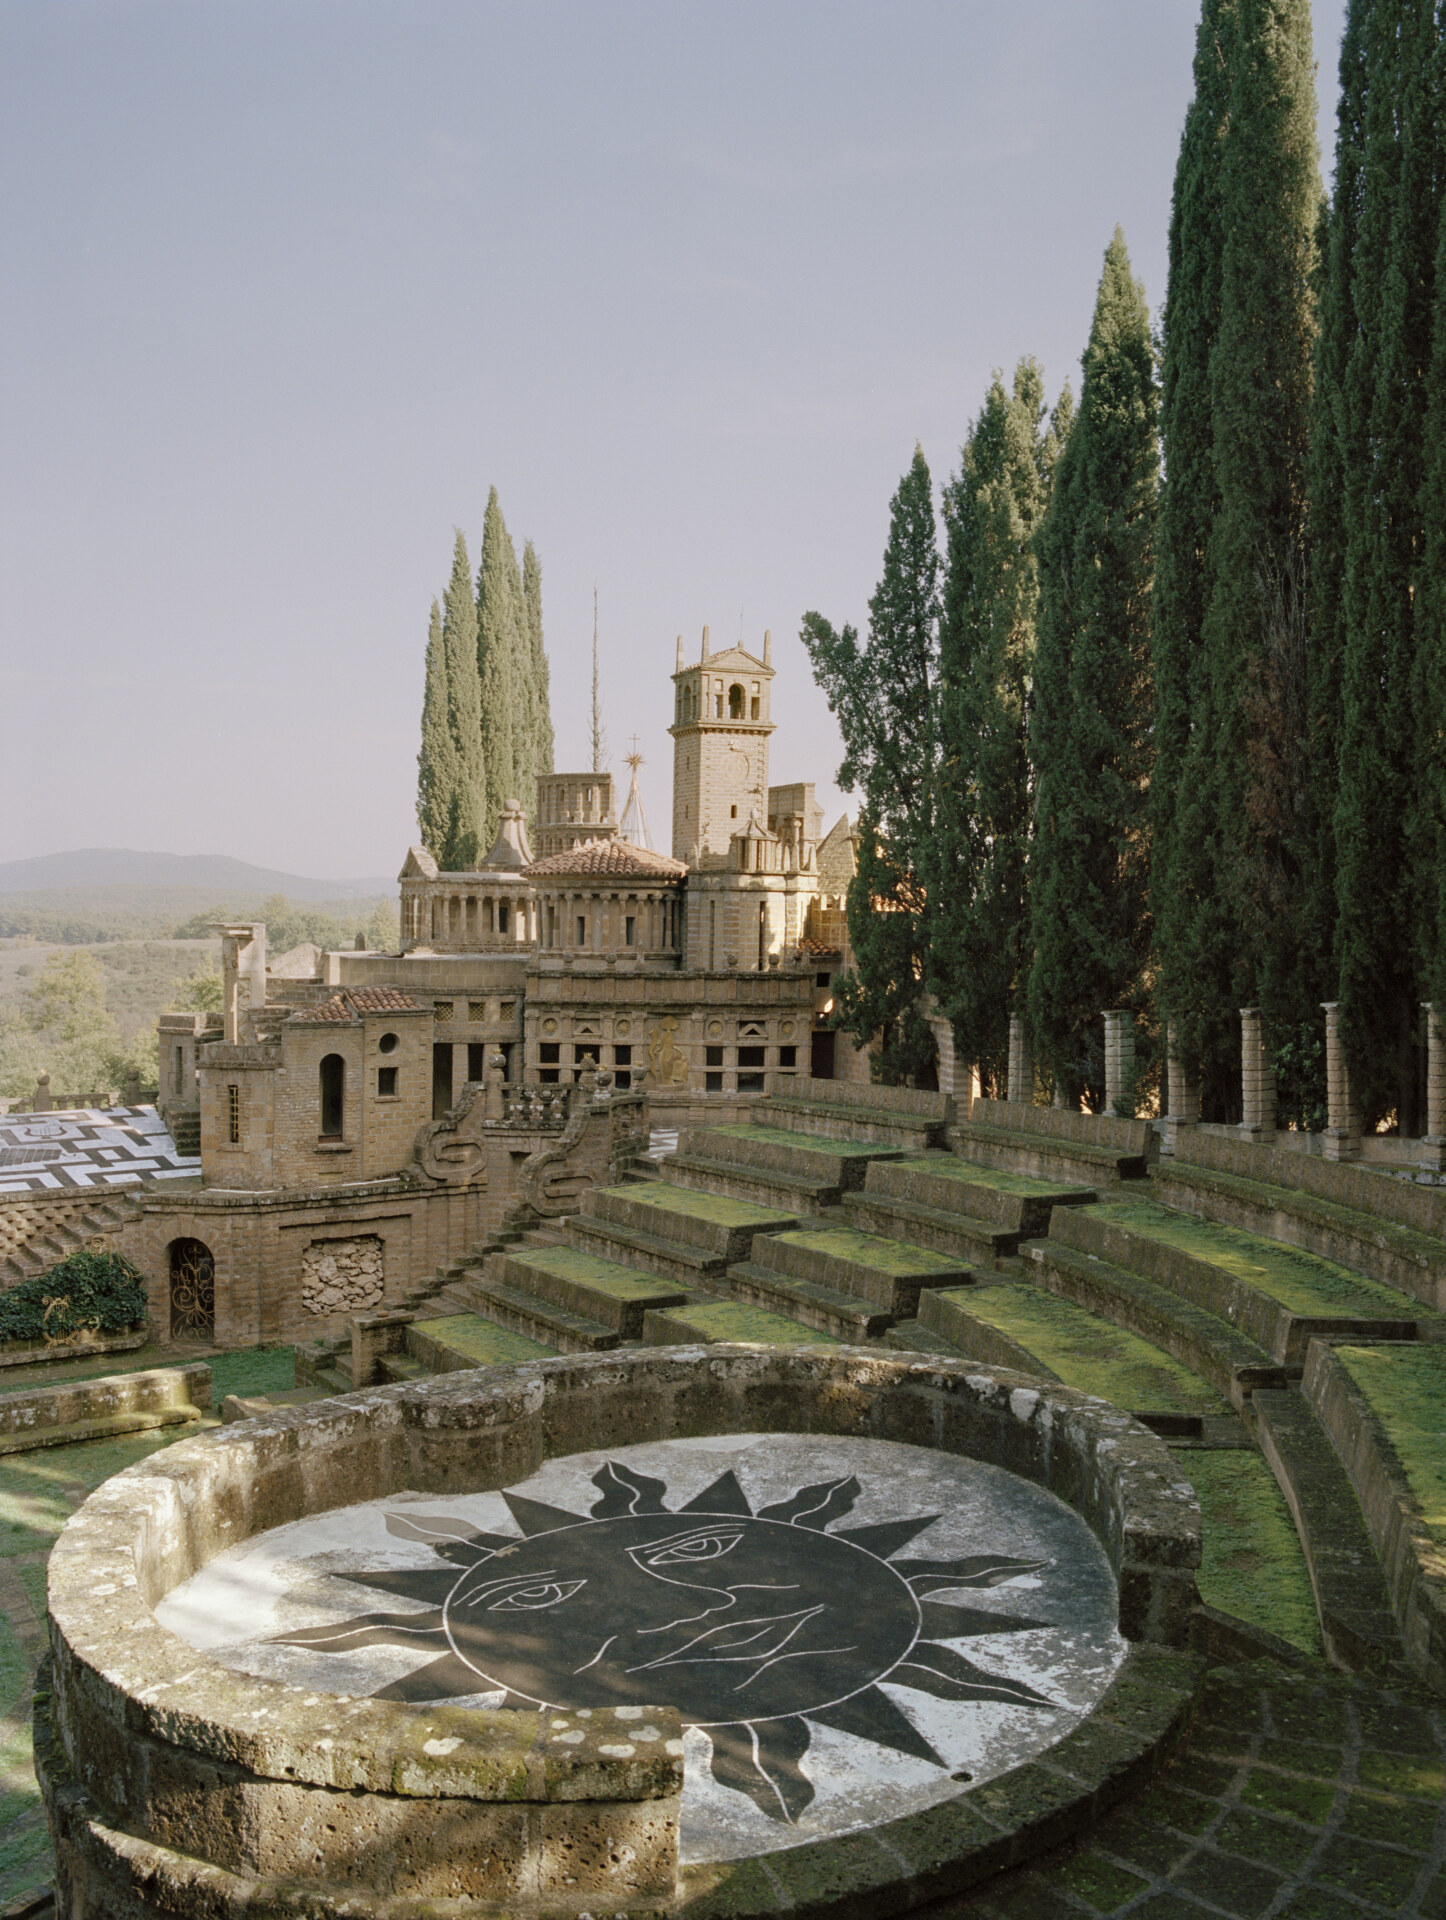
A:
[275,1460,1054,1823]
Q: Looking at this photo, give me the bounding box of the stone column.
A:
[1161,1020,1199,1153]
[926,1011,959,1101]
[1321,1002,1362,1162]
[1239,1008,1277,1143]
[1103,1009,1136,1117]
[1007,1013,1032,1108]
[1422,1003,1445,1172]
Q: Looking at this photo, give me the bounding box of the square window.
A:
[500,1000,516,1021]
[539,1068,560,1084]
[468,1000,486,1022]
[615,1069,632,1090]
[738,1072,766,1093]
[738,1046,765,1068]
[378,1066,398,1097]
[779,1045,797,1068]
[574,1042,601,1064]
[435,1000,454,1023]
[815,972,831,989]
[613,1044,632,1065]
[540,1043,561,1065]
[705,1046,724,1067]
[705,1071,724,1092]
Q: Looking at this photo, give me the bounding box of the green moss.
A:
[652,1303,837,1345]
[608,1184,795,1228]
[777,1227,965,1277]
[412,1316,555,1365]
[1186,1452,1323,1656]
[1086,1199,1415,1317]
[898,1156,1094,1199]
[207,1347,294,1401]
[515,1246,673,1299]
[711,1125,882,1158]
[1336,1344,1446,1539]
[939,1284,1226,1416]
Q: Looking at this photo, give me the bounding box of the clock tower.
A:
[669,626,776,863]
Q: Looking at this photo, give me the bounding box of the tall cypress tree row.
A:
[475,487,525,847]
[928,360,1061,1091]
[521,539,554,799]
[1152,0,1232,1084]
[801,446,940,1083]
[1028,231,1160,1110]
[1332,0,1442,1127]
[439,531,486,869]
[416,597,456,862]
[1415,47,1446,1024]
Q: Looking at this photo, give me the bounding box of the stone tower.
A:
[669,626,775,862]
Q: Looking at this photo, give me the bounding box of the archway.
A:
[169,1237,215,1341]
[728,683,745,718]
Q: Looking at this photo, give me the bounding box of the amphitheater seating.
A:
[952,1096,1156,1185]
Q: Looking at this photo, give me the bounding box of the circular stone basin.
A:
[156,1431,1127,1864]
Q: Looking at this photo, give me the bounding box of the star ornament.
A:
[275,1461,1054,1823]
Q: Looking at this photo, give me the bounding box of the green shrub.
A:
[0,1250,149,1343]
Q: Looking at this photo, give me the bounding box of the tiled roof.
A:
[525,838,686,880]
[291,988,424,1024]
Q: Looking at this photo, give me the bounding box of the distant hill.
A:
[0,849,396,899]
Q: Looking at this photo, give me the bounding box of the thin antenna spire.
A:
[591,585,607,774]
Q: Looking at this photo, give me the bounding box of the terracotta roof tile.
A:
[291,988,424,1024]
[525,838,686,880]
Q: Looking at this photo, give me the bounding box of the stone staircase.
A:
[0,1192,143,1288]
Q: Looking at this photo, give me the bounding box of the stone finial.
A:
[701,624,710,662]
[675,634,684,671]
[763,629,772,666]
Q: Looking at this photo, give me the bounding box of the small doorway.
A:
[169,1237,214,1341]
[810,1029,836,1080]
[433,1042,454,1118]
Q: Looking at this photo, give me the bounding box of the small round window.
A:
[378,1032,399,1054]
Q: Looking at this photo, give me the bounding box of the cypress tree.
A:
[1416,51,1446,1023]
[929,359,1061,1091]
[440,530,486,868]
[1028,231,1160,1110]
[801,445,940,1083]
[475,487,526,847]
[1152,0,1232,1078]
[416,597,454,862]
[521,539,554,796]
[1333,0,1442,1127]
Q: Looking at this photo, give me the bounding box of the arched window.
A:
[728,683,744,718]
[319,1054,345,1138]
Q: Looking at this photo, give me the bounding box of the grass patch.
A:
[1187,1451,1323,1656]
[711,1125,882,1158]
[609,1184,795,1227]
[207,1347,294,1401]
[898,1156,1094,1199]
[1087,1199,1415,1317]
[778,1227,965,1277]
[1336,1344,1446,1540]
[944,1284,1226,1416]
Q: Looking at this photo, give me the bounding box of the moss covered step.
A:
[1251,1385,1410,1678]
[867,1153,1097,1233]
[839,1190,1017,1267]
[1186,1450,1324,1658]
[748,1090,947,1151]
[641,1298,839,1348]
[952,1115,1150,1188]
[444,1268,621,1353]
[1053,1199,1431,1365]
[724,1263,896,1341]
[581,1183,798,1259]
[488,1245,689,1339]
[917,1283,1227,1426]
[405,1314,556,1374]
[743,1225,970,1315]
[564,1214,738,1287]
[680,1124,902,1189]
[1024,1237,1288,1410]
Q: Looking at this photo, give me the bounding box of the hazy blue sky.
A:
[2,0,1348,880]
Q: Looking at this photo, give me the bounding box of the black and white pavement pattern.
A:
[0,1106,199,1194]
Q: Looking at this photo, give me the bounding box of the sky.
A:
[1,0,1349,881]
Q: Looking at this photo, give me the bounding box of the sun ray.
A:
[708,1715,813,1823]
[384,1512,517,1555]
[919,1599,1051,1639]
[501,1491,587,1536]
[757,1476,861,1529]
[335,1568,458,1605]
[590,1461,669,1517]
[373,1652,499,1702]
[893,1554,1048,1592]
[274,1606,447,1651]
[890,1642,1053,1708]
[805,1681,945,1766]
[679,1469,753,1515]
[831,1515,938,1559]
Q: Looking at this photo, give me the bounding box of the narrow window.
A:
[467,1042,485,1080]
[498,902,509,934]
[226,1084,240,1145]
[377,1066,398,1097]
[625,915,636,945]
[319,1054,345,1139]
[751,697,760,719]
[576,915,587,946]
[174,1045,185,1096]
[729,683,744,718]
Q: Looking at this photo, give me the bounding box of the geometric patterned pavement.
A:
[0,1106,198,1194]
[931,1662,1446,1920]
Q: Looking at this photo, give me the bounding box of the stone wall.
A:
[299,1235,385,1317]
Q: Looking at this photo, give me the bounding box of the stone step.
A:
[953,1124,1148,1188]
[678,1123,902,1190]
[865,1153,1097,1235]
[747,1093,944,1151]
[444,1271,619,1353]
[725,1261,895,1340]
[375,1353,428,1384]
[1251,1385,1411,1680]
[642,1298,840,1348]
[488,1245,691,1338]
[749,1225,972,1315]
[0,1404,202,1458]
[583,1183,799,1259]
[1023,1237,1288,1410]
[839,1190,1015,1266]
[1051,1201,1432,1366]
[882,1320,960,1356]
[657,1152,842,1212]
[405,1313,557,1375]
[564,1215,735,1287]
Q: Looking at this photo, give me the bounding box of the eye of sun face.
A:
[487,1579,586,1612]
[631,1527,745,1569]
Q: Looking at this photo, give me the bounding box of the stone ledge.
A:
[0,1360,210,1440]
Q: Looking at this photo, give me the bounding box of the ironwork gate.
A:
[169,1238,214,1340]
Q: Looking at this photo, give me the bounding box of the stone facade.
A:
[299,1235,384,1316]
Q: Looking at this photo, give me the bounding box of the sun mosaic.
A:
[155,1434,1126,1861]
